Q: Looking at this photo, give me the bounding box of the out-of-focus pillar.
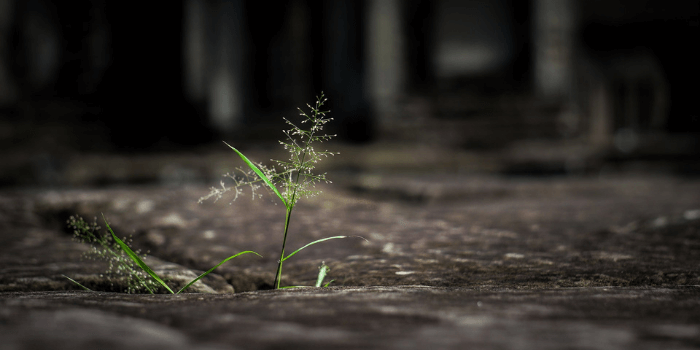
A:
[183,0,206,103]
[288,0,311,107]
[366,0,404,128]
[185,0,244,133]
[0,0,16,107]
[210,0,245,133]
[533,0,576,99]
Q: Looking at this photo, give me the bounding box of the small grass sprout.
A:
[279,261,334,289]
[65,214,261,294]
[201,93,365,289]
[66,215,161,294]
[316,262,334,287]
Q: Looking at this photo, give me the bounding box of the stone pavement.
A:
[1,171,699,349]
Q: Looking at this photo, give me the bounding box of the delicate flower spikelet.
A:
[200,92,337,206]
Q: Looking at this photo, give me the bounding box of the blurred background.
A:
[0,0,698,187]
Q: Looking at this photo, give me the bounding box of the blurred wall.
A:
[434,0,514,77]
[0,0,697,159]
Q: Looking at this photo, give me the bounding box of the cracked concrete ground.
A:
[1,168,699,349]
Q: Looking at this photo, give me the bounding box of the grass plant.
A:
[67,215,161,293]
[201,93,363,289]
[315,262,333,287]
[66,214,260,294]
[66,93,356,293]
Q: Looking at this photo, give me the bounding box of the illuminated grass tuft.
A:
[201,93,365,289]
[65,215,260,294]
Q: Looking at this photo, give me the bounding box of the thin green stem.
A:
[273,208,293,289]
[273,108,317,289]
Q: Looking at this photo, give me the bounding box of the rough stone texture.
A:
[1,172,700,349]
[1,286,699,350]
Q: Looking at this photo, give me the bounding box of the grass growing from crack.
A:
[66,215,161,294]
[65,93,358,292]
[201,93,364,289]
[66,214,260,294]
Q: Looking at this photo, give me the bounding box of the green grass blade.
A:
[102,214,174,294]
[223,141,288,208]
[176,251,262,294]
[315,263,329,287]
[282,236,348,262]
[62,275,92,291]
[323,280,335,287]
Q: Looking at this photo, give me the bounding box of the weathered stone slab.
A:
[1,174,699,348]
[15,175,700,291]
[1,286,698,350]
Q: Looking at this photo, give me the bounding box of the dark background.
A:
[0,0,698,186]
